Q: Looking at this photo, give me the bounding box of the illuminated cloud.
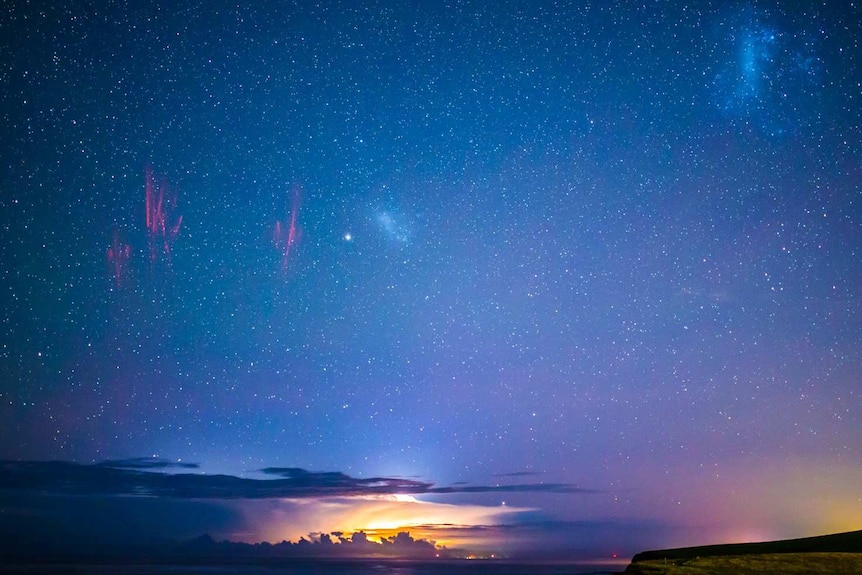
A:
[0,460,600,558]
[248,494,531,549]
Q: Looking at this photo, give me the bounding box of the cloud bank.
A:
[0,459,636,560]
[0,459,592,499]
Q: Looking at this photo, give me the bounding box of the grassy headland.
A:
[624,529,862,575]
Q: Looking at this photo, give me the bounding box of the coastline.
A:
[622,529,862,574]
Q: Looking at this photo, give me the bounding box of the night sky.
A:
[1,0,861,562]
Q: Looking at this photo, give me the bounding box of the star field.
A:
[1,0,861,560]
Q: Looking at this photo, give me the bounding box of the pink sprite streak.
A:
[106,227,131,288]
[145,165,183,265]
[273,186,301,272]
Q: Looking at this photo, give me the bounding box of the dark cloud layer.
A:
[0,460,592,499]
[99,457,200,470]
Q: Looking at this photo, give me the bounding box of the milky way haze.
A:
[1,0,860,561]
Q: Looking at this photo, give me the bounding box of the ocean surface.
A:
[0,560,625,575]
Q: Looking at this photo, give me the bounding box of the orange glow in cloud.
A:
[242,494,531,551]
